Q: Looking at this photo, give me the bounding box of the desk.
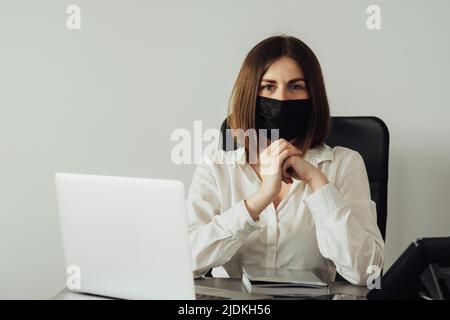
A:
[53,278,368,300]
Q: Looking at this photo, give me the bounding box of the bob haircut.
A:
[227,35,330,162]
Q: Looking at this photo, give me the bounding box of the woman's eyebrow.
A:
[260,77,305,84]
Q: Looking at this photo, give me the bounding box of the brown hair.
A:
[227,35,330,160]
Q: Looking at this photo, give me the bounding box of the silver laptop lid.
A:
[55,172,195,299]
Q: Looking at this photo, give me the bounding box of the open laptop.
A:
[55,172,263,300]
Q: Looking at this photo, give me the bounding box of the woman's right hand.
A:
[245,139,302,221]
[258,139,302,199]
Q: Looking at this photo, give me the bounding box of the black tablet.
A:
[367,237,450,300]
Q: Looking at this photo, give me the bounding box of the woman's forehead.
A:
[262,57,304,81]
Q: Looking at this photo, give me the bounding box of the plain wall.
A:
[1,0,449,299]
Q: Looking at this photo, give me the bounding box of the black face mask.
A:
[255,96,312,142]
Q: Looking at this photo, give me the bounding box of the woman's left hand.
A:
[281,143,330,192]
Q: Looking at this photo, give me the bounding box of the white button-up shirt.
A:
[186,143,385,285]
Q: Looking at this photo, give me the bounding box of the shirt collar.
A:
[303,143,334,165]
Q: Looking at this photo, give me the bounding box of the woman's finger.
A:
[282,176,293,184]
[282,172,293,184]
[270,141,289,158]
[278,148,298,165]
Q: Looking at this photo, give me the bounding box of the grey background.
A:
[1,0,449,299]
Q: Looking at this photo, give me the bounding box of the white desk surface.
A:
[53,277,369,300]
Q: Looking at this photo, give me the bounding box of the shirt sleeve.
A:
[186,152,263,278]
[303,149,385,286]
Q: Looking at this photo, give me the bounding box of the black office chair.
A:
[219,116,389,239]
[212,116,390,279]
[323,116,389,240]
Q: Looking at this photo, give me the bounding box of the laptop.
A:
[55,172,263,300]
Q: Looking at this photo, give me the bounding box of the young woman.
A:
[186,35,384,285]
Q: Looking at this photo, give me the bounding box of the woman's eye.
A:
[260,84,304,92]
[289,84,304,90]
[261,84,274,91]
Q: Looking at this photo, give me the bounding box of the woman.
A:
[186,35,384,285]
